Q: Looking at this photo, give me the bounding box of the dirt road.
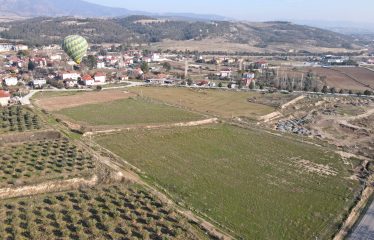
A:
[348,197,374,240]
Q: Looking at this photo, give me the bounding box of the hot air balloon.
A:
[62,35,88,64]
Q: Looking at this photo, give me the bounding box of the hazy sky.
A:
[85,0,374,23]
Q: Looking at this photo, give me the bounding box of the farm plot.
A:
[95,124,361,240]
[331,67,374,90]
[298,67,372,91]
[55,98,204,127]
[0,106,41,134]
[0,184,205,240]
[0,138,95,188]
[33,90,137,112]
[130,87,277,119]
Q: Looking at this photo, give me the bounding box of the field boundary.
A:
[0,175,98,200]
[333,175,374,240]
[83,118,219,137]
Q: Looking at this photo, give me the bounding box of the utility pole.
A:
[301,73,304,91]
[184,60,188,79]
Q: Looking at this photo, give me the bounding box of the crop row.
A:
[0,138,95,187]
[0,106,41,133]
[0,185,202,240]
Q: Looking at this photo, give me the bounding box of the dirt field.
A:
[330,67,374,90]
[295,67,374,91]
[34,90,137,111]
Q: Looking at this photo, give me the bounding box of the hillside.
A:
[0,16,362,53]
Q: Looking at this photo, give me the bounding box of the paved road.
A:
[348,198,374,240]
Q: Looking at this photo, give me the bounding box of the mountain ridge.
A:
[0,0,229,21]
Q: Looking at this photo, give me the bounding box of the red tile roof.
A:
[0,90,11,98]
[82,74,93,81]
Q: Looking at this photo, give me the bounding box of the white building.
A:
[94,72,106,84]
[0,90,10,106]
[62,72,80,81]
[33,79,47,88]
[220,69,232,78]
[81,75,95,86]
[4,77,18,86]
[97,62,105,69]
[14,45,28,51]
[50,55,62,61]
[0,44,13,52]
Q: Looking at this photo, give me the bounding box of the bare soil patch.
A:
[35,90,136,111]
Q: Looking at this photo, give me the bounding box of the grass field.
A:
[130,87,277,119]
[95,124,361,239]
[56,98,204,126]
[0,184,205,240]
[0,138,95,187]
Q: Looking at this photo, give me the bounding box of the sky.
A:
[85,0,374,24]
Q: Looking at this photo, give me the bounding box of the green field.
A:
[56,98,204,126]
[95,124,360,239]
[0,184,205,240]
[130,87,280,119]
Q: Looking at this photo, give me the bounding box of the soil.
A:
[0,129,61,145]
[34,90,136,111]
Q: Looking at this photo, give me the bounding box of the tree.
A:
[237,80,243,89]
[348,90,353,95]
[321,85,329,94]
[364,90,372,96]
[186,79,193,86]
[330,87,336,94]
[249,80,256,90]
[162,62,172,72]
[28,61,35,71]
[141,62,149,73]
[218,82,223,88]
[339,89,344,94]
[83,55,97,70]
[96,86,102,91]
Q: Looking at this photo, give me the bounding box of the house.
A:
[62,71,80,80]
[81,74,94,86]
[94,72,106,84]
[4,77,18,86]
[97,62,105,69]
[0,90,10,106]
[32,79,47,88]
[220,68,232,78]
[254,61,268,69]
[50,55,62,61]
[14,45,28,51]
[243,72,255,79]
[0,43,14,52]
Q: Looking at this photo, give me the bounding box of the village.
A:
[2,41,374,107]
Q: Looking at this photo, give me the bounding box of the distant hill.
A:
[0,16,362,53]
[0,0,229,21]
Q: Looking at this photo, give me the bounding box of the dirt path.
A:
[83,118,219,137]
[333,176,374,240]
[0,175,98,200]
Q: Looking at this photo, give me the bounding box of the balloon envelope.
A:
[62,35,88,64]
